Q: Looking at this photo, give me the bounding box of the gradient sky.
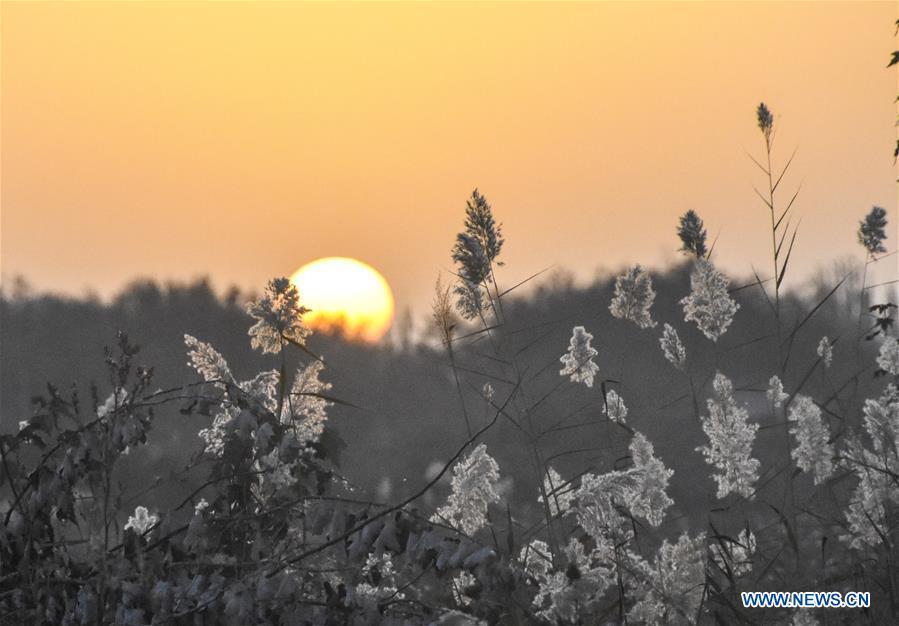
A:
[2,1,896,322]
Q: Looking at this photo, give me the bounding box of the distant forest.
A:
[0,263,882,516]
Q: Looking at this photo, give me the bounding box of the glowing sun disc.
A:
[289,257,395,342]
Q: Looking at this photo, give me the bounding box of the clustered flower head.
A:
[842,438,898,550]
[124,505,158,535]
[538,467,574,517]
[788,395,834,485]
[96,388,129,419]
[184,332,331,457]
[246,278,310,354]
[185,334,234,386]
[660,323,687,370]
[681,259,740,342]
[451,189,503,320]
[355,551,403,607]
[609,265,657,328]
[452,234,490,320]
[254,448,295,491]
[839,384,899,550]
[756,102,774,141]
[431,275,458,347]
[697,373,760,499]
[530,538,613,623]
[767,375,789,409]
[520,539,552,581]
[628,431,674,527]
[876,336,899,376]
[574,470,641,545]
[462,189,504,264]
[629,532,707,625]
[858,206,888,256]
[573,432,674,534]
[560,326,600,388]
[283,361,332,446]
[451,571,477,608]
[677,210,708,258]
[432,443,501,535]
[710,529,756,578]
[817,336,833,369]
[861,385,899,461]
[603,389,628,423]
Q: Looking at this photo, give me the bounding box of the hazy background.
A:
[2,1,896,319]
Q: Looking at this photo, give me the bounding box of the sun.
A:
[289,257,395,343]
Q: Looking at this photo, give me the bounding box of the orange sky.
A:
[2,1,896,321]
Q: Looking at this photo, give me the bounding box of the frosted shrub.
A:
[681,259,739,342]
[559,325,600,388]
[609,265,657,328]
[697,373,760,499]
